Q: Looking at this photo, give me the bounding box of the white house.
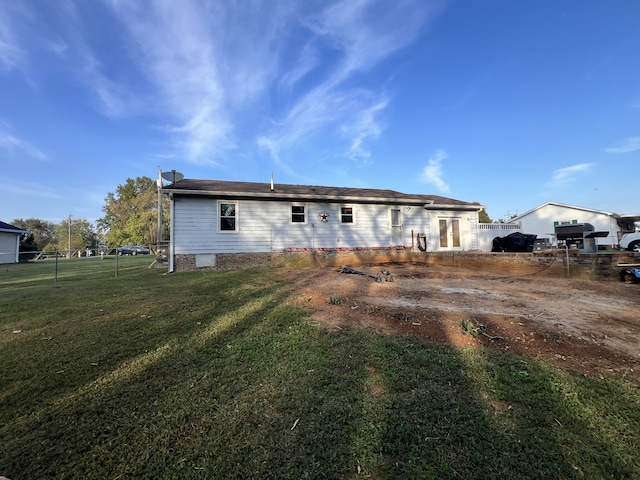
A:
[0,221,26,264]
[508,202,640,248]
[162,178,484,272]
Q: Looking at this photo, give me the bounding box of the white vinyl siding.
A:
[0,232,20,264]
[174,199,423,253]
[512,204,619,247]
[171,197,478,254]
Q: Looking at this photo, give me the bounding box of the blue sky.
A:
[1,0,639,225]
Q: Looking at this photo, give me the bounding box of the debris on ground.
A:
[619,266,640,283]
[461,318,504,340]
[391,311,409,321]
[338,265,394,283]
[290,263,640,378]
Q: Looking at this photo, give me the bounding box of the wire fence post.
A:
[115,249,119,277]
[55,251,59,283]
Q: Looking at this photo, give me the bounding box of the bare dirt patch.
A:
[278,263,640,378]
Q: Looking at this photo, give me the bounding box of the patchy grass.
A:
[328,294,344,305]
[1,259,639,479]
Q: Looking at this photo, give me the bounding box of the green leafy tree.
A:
[53,218,99,255]
[98,176,169,248]
[11,218,57,251]
[472,203,492,223]
[478,208,491,223]
[19,233,39,262]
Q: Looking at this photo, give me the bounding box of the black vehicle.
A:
[491,232,537,253]
[118,245,150,256]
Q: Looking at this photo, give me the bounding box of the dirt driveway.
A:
[280,263,640,378]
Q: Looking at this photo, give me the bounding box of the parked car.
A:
[118,245,150,256]
[619,233,640,252]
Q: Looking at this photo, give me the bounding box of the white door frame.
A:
[438,216,462,250]
[390,207,403,246]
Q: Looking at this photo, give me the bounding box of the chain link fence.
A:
[2,245,166,281]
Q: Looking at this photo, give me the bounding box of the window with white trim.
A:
[290,203,307,224]
[340,206,355,224]
[219,201,238,232]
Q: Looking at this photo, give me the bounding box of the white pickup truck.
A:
[619,232,640,252]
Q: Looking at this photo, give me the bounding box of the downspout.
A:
[475,211,481,251]
[609,215,616,248]
[14,234,20,263]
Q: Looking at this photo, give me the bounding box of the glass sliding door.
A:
[438,217,461,250]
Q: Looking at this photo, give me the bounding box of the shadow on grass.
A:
[1,267,639,479]
[375,341,640,479]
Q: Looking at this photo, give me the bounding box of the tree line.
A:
[14,176,169,258]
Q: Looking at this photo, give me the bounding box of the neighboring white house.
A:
[507,202,640,248]
[162,178,484,272]
[0,221,26,264]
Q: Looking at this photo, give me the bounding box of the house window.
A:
[340,206,354,224]
[219,202,237,232]
[291,204,307,224]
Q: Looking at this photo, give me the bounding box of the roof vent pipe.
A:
[270,172,274,191]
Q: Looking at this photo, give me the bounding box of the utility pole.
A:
[157,167,163,246]
[504,210,518,221]
[67,215,72,259]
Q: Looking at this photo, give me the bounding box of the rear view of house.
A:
[162,178,484,272]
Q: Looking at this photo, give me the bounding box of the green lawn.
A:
[1,258,639,479]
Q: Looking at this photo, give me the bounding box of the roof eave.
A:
[511,201,620,222]
[423,203,484,212]
[164,188,469,207]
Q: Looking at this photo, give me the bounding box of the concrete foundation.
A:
[171,248,639,281]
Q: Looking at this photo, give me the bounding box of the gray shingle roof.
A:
[0,221,26,233]
[165,179,480,208]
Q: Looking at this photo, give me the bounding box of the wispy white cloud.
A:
[259,0,442,167]
[419,149,450,193]
[546,163,593,189]
[342,97,388,162]
[0,131,48,161]
[0,3,30,72]
[1,0,443,168]
[0,178,63,199]
[256,136,298,178]
[278,43,321,91]
[605,136,640,154]
[0,2,78,75]
[261,84,390,168]
[303,0,440,79]
[103,1,299,164]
